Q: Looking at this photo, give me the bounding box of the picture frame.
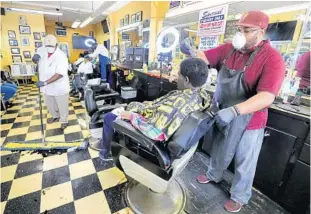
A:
[19,25,31,34]
[136,11,142,22]
[9,39,18,46]
[12,55,22,63]
[120,19,124,27]
[33,32,41,40]
[35,42,43,48]
[23,51,31,59]
[131,14,136,24]
[124,14,129,26]
[41,32,46,37]
[8,30,16,38]
[11,48,20,54]
[21,36,30,46]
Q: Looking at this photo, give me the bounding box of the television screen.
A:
[101,19,109,33]
[265,21,297,41]
[72,36,96,49]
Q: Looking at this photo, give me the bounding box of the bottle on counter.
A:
[280,77,291,103]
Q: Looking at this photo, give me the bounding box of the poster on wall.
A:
[197,4,228,36]
[199,36,219,51]
[224,20,239,41]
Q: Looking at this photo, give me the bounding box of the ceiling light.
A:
[6,7,63,16]
[71,20,81,28]
[80,16,94,28]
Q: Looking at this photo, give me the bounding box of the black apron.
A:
[209,46,263,159]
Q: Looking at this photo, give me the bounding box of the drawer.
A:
[299,143,310,165]
[267,110,310,139]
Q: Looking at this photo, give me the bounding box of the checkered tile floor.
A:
[1,85,132,214]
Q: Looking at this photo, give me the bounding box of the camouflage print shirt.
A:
[126,88,211,140]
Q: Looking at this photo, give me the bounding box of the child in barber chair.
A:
[99,58,211,161]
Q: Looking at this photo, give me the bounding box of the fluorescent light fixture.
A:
[80,16,94,28]
[6,7,63,16]
[71,20,81,28]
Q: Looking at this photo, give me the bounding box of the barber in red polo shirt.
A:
[182,11,285,212]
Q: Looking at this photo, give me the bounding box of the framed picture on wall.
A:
[21,36,30,46]
[9,39,18,46]
[19,25,31,34]
[8,30,16,38]
[41,32,46,37]
[120,19,124,27]
[33,32,41,40]
[12,55,22,63]
[131,14,136,24]
[35,42,43,48]
[23,51,31,59]
[11,48,20,54]
[136,11,142,22]
[124,14,129,25]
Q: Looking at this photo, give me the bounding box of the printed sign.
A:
[197,4,228,36]
[224,20,239,41]
[199,36,219,51]
[183,1,202,7]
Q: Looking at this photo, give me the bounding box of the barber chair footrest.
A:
[88,136,103,151]
[125,179,186,214]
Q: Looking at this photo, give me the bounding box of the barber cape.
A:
[126,88,211,140]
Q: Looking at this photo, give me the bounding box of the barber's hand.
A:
[36,81,46,88]
[215,107,237,128]
[32,54,40,64]
[180,38,197,57]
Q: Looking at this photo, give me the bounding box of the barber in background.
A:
[89,41,110,80]
[182,11,285,212]
[32,35,70,130]
[296,51,310,90]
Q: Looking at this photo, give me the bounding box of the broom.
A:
[1,64,88,151]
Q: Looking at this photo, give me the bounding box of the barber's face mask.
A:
[232,32,246,50]
[47,47,56,53]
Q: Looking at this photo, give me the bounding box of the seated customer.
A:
[71,55,94,95]
[1,80,17,108]
[99,58,211,161]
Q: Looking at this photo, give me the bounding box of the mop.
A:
[2,65,88,151]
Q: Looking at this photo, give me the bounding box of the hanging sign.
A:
[199,36,219,51]
[197,4,228,36]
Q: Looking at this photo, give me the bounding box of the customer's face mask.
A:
[46,46,56,53]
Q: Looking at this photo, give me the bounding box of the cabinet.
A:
[253,127,297,199]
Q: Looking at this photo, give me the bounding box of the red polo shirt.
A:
[296,51,310,89]
[204,40,285,130]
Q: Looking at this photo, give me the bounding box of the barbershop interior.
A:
[0,1,310,214]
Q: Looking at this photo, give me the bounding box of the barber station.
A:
[0,1,310,214]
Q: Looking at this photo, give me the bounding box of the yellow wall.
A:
[0,10,45,69]
[45,20,96,62]
[109,1,152,46]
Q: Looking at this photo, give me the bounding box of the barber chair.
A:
[84,87,127,150]
[111,111,215,214]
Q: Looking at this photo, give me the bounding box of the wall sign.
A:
[224,20,239,41]
[169,1,182,9]
[197,4,228,36]
[199,36,219,51]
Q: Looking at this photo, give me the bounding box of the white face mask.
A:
[232,32,246,50]
[47,47,56,53]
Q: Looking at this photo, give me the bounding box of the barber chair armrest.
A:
[90,104,128,123]
[113,120,171,169]
[95,92,120,102]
